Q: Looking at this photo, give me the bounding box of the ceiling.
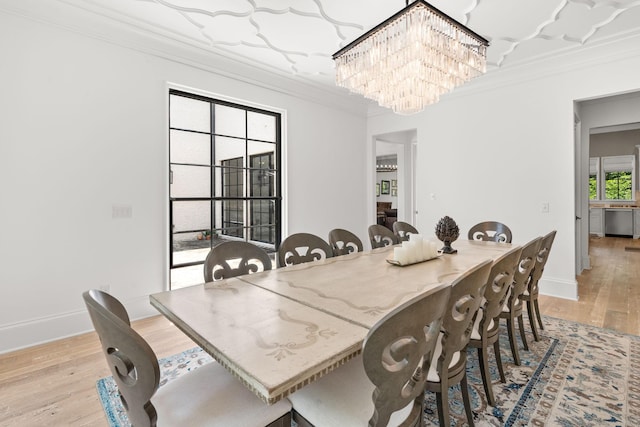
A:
[62,0,640,92]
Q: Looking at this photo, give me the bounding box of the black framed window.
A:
[169,90,281,288]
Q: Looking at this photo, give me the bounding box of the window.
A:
[169,90,281,288]
[590,155,636,202]
[604,171,632,200]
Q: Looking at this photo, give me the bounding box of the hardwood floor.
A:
[538,235,640,335]
[1,235,638,426]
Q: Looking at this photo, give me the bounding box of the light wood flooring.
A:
[1,235,638,426]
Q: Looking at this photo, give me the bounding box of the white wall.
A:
[0,9,367,353]
[367,34,640,301]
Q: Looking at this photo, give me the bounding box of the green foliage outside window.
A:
[589,174,598,200]
[604,171,632,200]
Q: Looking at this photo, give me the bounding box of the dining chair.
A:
[204,241,272,282]
[289,284,451,427]
[425,259,493,427]
[368,224,399,249]
[278,232,333,267]
[327,228,363,256]
[499,237,542,365]
[522,230,557,341]
[392,221,419,242]
[468,221,513,243]
[83,289,292,427]
[467,246,523,406]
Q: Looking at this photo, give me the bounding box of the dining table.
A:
[150,238,517,405]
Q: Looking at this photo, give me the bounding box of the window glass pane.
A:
[605,171,632,200]
[173,200,210,232]
[170,130,210,165]
[589,174,598,200]
[248,141,276,163]
[213,200,245,238]
[215,136,245,165]
[172,231,211,266]
[215,105,246,138]
[250,199,276,244]
[170,95,210,132]
[170,165,210,198]
[248,111,276,142]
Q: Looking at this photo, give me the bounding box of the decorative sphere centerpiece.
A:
[435,216,460,254]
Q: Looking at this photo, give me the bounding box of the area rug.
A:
[97,316,640,426]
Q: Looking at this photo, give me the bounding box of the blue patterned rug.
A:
[97,316,640,426]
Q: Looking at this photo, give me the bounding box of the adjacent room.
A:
[2,0,640,426]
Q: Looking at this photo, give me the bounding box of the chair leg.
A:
[517,313,529,351]
[436,387,450,427]
[460,373,475,427]
[493,339,506,383]
[534,299,544,330]
[506,317,520,366]
[526,300,540,341]
[477,346,495,406]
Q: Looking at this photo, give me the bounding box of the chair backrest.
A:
[468,221,513,243]
[362,285,451,427]
[507,237,543,310]
[479,247,523,332]
[368,224,399,249]
[328,228,363,256]
[392,221,419,242]
[528,230,557,297]
[204,241,272,282]
[438,260,493,372]
[83,290,160,427]
[278,233,333,267]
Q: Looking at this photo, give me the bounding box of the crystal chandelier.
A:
[332,0,489,115]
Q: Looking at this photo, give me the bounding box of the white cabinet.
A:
[590,208,604,237]
[634,209,640,239]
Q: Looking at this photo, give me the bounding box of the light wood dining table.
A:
[150,238,517,404]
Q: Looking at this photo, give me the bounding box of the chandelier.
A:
[332,0,489,115]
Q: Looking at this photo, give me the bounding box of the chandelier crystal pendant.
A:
[332,0,489,115]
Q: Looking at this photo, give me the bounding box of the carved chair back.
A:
[392,221,419,242]
[204,241,272,282]
[468,221,513,243]
[528,230,557,298]
[328,228,363,256]
[278,233,333,267]
[507,237,542,312]
[83,290,160,427]
[438,260,492,374]
[368,224,399,249]
[478,247,523,334]
[362,285,451,427]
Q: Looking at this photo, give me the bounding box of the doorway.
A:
[372,130,418,229]
[574,91,640,278]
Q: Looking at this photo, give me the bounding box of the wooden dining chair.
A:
[204,241,272,282]
[327,228,363,256]
[289,284,451,427]
[278,232,333,267]
[522,230,557,341]
[468,221,513,243]
[392,221,419,242]
[467,246,522,406]
[368,224,399,249]
[83,289,292,427]
[499,237,542,365]
[425,260,493,427]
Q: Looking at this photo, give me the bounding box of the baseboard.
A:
[539,276,578,301]
[0,295,159,355]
